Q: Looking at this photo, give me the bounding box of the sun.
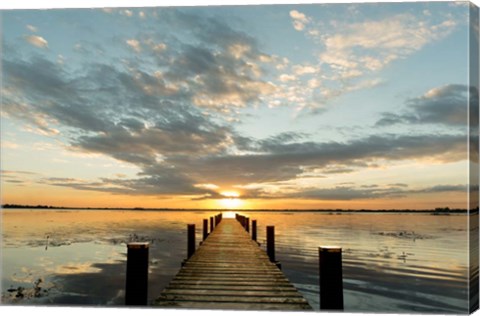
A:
[219,191,243,209]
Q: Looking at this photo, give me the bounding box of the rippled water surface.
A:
[1,209,471,313]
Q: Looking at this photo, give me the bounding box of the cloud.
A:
[1,170,39,186]
[143,39,167,53]
[376,84,476,127]
[292,65,317,76]
[164,41,276,110]
[288,10,460,108]
[317,14,457,75]
[126,39,141,53]
[73,109,231,166]
[159,133,467,189]
[279,74,296,82]
[289,10,311,31]
[26,24,38,32]
[291,183,466,201]
[124,11,279,112]
[223,182,466,201]
[39,170,212,197]
[122,10,133,17]
[3,56,109,133]
[24,35,48,48]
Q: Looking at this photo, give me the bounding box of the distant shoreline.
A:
[1,204,474,214]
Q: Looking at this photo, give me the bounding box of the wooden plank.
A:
[164,285,300,291]
[157,301,313,310]
[159,294,309,303]
[155,218,311,310]
[162,289,304,297]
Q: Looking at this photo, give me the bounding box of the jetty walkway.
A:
[155,218,312,310]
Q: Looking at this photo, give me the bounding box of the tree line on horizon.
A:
[1,203,474,213]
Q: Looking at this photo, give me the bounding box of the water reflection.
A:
[1,210,470,313]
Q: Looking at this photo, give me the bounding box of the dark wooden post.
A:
[187,224,195,259]
[245,217,250,232]
[252,220,257,241]
[266,226,275,262]
[125,242,149,305]
[319,247,343,310]
[203,219,208,241]
[210,216,214,233]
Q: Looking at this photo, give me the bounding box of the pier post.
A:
[210,217,214,232]
[252,220,257,241]
[245,217,250,232]
[319,247,343,310]
[266,226,275,262]
[125,242,149,305]
[188,224,195,259]
[203,219,208,241]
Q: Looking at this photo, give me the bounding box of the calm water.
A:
[0,209,472,313]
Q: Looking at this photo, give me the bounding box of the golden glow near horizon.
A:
[218,191,243,209]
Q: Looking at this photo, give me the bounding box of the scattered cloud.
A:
[126,39,141,53]
[292,65,317,76]
[26,24,37,32]
[1,170,39,186]
[24,35,48,48]
[101,8,114,14]
[279,74,296,82]
[289,10,311,31]
[122,10,133,17]
[317,13,457,77]
[284,10,460,108]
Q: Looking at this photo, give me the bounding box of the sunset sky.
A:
[1,2,478,209]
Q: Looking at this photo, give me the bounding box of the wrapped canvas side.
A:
[469,2,479,314]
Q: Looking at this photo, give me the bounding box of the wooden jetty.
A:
[155,218,312,310]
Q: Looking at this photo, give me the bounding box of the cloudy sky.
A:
[1,2,478,209]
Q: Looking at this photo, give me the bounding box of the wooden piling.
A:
[252,220,257,241]
[319,246,343,310]
[188,224,195,259]
[203,219,208,241]
[125,242,149,305]
[245,217,250,232]
[210,216,214,232]
[266,226,275,263]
